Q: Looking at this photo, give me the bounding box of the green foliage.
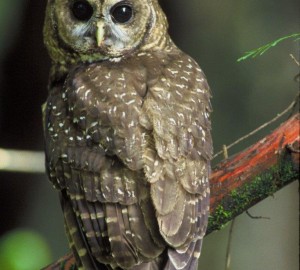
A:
[237,33,300,62]
[0,229,52,270]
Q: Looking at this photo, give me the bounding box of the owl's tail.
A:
[129,255,166,270]
[60,191,110,270]
[163,239,202,270]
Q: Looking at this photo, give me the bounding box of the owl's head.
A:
[44,0,169,65]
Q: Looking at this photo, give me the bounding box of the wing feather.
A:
[127,203,165,259]
[105,204,139,268]
[139,52,212,267]
[44,50,212,269]
[150,172,178,216]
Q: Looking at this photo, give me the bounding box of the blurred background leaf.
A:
[0,0,26,59]
[0,229,52,270]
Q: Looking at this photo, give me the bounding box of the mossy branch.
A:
[43,113,300,270]
[208,113,299,233]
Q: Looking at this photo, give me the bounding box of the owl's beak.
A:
[96,21,105,47]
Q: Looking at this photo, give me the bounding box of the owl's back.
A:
[44,48,212,270]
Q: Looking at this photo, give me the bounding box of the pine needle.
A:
[237,33,300,62]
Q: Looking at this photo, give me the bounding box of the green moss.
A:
[207,205,233,232]
[207,152,298,234]
[60,260,66,270]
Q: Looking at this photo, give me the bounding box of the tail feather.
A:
[60,191,109,270]
[130,255,166,270]
[164,239,202,270]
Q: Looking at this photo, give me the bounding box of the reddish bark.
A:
[210,113,299,212]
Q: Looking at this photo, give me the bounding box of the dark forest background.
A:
[0,0,299,269]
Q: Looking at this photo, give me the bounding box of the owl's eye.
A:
[72,1,94,21]
[110,3,133,24]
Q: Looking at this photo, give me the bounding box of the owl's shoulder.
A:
[50,46,209,98]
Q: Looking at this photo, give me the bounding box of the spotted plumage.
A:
[43,0,212,269]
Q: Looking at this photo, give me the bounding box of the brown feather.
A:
[44,35,212,269]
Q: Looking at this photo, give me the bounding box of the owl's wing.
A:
[43,64,166,269]
[44,51,212,269]
[140,52,212,269]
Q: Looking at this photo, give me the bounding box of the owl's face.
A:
[45,0,167,63]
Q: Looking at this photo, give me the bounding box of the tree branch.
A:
[43,113,299,270]
[207,113,299,233]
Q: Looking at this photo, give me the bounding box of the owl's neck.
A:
[140,1,170,52]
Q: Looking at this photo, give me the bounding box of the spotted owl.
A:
[43,0,212,269]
